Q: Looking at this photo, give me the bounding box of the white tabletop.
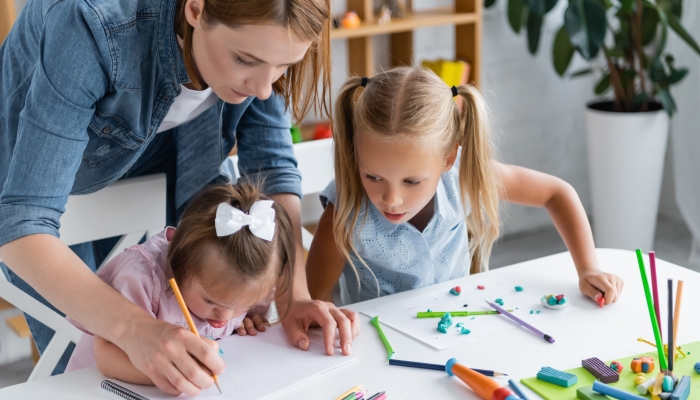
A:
[2,249,698,400]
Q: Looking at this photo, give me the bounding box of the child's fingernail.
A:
[327,345,334,354]
[344,344,352,354]
[297,339,308,349]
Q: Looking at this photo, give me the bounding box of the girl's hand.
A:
[236,315,271,336]
[120,316,224,397]
[579,269,625,306]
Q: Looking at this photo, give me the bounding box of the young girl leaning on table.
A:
[65,182,296,384]
[306,66,624,305]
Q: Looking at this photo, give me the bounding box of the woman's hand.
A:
[280,297,361,356]
[119,317,225,397]
[579,269,624,305]
[236,314,270,336]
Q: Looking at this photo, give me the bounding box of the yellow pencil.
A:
[335,385,362,400]
[673,280,683,348]
[168,278,222,394]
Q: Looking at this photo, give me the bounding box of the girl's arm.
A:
[95,336,153,385]
[495,162,624,304]
[306,204,349,303]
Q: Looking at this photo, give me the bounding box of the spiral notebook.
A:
[95,325,355,400]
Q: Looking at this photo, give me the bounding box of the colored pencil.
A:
[367,392,385,400]
[674,280,683,350]
[508,379,530,400]
[335,386,362,400]
[635,250,667,371]
[668,279,674,372]
[388,358,507,376]
[485,301,554,343]
[650,252,663,339]
[168,278,221,394]
[370,316,394,360]
[416,310,513,318]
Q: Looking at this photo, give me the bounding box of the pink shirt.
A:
[65,227,271,372]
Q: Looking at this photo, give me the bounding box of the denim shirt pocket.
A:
[84,110,145,167]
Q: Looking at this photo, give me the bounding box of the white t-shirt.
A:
[156,85,219,133]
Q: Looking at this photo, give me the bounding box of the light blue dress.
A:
[320,159,470,303]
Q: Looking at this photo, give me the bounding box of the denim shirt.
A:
[0,0,301,248]
[320,153,471,303]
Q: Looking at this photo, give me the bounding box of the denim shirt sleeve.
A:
[0,2,110,247]
[234,93,302,199]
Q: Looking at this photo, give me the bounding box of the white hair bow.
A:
[214,201,276,241]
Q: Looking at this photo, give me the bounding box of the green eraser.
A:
[576,386,610,400]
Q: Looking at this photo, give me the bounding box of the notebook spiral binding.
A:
[101,380,151,400]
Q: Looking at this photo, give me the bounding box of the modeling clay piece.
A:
[460,327,471,335]
[515,286,524,292]
[548,296,557,306]
[576,386,610,400]
[610,361,623,373]
[477,285,485,290]
[694,362,700,373]
[536,310,541,314]
[536,366,578,388]
[530,310,534,314]
[437,312,453,333]
[437,324,448,333]
[670,376,690,400]
[582,357,620,383]
[541,294,569,310]
[638,377,657,395]
[631,356,655,373]
[652,372,665,400]
[634,374,647,385]
[662,375,674,392]
[450,286,461,296]
[592,381,647,400]
[463,304,468,307]
[495,298,504,306]
[597,296,605,308]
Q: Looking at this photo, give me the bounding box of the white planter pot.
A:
[585,103,669,251]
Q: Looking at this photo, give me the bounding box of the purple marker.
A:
[486,301,555,343]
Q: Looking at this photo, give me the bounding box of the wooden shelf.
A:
[330,8,478,40]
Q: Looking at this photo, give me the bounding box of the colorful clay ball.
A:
[631,356,655,374]
[515,286,524,292]
[460,327,471,334]
[547,295,557,306]
[662,375,673,392]
[477,285,485,290]
[610,361,623,373]
[449,286,461,296]
[495,298,504,306]
[694,362,700,374]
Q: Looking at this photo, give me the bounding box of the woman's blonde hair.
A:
[174,0,331,122]
[333,67,500,291]
[169,183,296,320]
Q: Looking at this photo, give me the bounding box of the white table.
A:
[2,249,698,399]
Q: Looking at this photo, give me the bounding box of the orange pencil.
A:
[168,278,222,394]
[673,280,683,349]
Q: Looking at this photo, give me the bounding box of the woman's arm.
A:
[0,235,223,396]
[495,162,624,304]
[95,336,153,385]
[306,204,348,302]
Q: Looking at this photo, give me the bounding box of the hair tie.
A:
[361,77,369,87]
[214,201,276,241]
[451,86,458,97]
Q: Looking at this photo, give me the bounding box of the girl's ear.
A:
[184,0,205,29]
[443,144,459,172]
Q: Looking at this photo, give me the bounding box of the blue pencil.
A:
[388,358,507,376]
[508,379,530,400]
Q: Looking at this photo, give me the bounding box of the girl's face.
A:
[355,131,457,225]
[185,0,312,103]
[180,248,274,328]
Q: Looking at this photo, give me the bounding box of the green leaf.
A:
[641,6,659,46]
[569,68,594,77]
[657,88,676,115]
[553,26,575,76]
[527,12,544,54]
[594,74,611,95]
[649,60,667,83]
[667,68,688,85]
[620,0,634,14]
[632,92,649,107]
[485,0,497,7]
[508,0,526,33]
[667,13,700,56]
[565,0,607,60]
[604,47,625,58]
[527,0,558,16]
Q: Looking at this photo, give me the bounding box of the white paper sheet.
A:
[361,278,566,350]
[95,325,355,400]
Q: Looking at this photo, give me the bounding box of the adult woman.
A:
[0,0,358,395]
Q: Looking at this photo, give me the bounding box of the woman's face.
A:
[185,0,312,103]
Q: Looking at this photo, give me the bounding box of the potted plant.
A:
[485,0,700,250]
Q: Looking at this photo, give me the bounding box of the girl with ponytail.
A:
[307,66,623,305]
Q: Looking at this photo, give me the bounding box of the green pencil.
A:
[370,316,394,360]
[636,249,668,371]
[416,310,513,318]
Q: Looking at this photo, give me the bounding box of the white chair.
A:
[0,174,166,381]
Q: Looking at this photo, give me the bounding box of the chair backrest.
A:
[0,174,167,381]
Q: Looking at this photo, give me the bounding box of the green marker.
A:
[416,310,513,318]
[370,316,394,360]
